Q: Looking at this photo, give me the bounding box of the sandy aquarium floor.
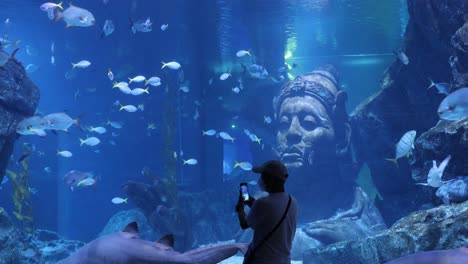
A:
[220,256,303,264]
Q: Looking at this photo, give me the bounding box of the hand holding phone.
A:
[240,183,249,202]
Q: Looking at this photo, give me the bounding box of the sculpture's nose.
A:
[286,117,302,144]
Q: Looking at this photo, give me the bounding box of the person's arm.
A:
[236,206,249,230]
[235,191,250,229]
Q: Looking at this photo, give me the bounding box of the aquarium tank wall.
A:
[0,0,467,263]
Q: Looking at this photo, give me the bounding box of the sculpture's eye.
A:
[302,116,318,131]
[279,116,289,130]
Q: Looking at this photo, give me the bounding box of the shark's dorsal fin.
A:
[157,234,174,248]
[123,222,139,235]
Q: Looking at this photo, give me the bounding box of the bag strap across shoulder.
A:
[245,195,292,263]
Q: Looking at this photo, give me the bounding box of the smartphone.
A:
[240,183,249,201]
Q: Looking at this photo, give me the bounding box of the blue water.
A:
[0,0,406,243]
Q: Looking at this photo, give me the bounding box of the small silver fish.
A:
[241,63,269,79]
[427,155,451,188]
[130,17,152,34]
[183,159,198,165]
[393,48,409,65]
[427,80,449,95]
[101,19,115,38]
[202,129,217,136]
[0,48,18,67]
[25,45,38,56]
[386,130,416,167]
[219,132,235,142]
[26,64,39,73]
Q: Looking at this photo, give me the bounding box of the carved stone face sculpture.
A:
[276,95,336,170]
[273,65,350,174]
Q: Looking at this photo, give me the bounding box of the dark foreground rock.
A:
[0,208,84,264]
[0,53,40,183]
[303,201,468,264]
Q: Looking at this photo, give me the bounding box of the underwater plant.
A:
[5,144,34,233]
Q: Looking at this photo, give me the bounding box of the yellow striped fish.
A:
[386,130,417,168]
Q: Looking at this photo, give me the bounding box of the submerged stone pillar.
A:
[0,51,39,183]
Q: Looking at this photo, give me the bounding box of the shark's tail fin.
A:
[237,243,249,255]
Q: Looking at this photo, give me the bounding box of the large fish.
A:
[54,4,95,27]
[384,246,468,264]
[438,87,468,121]
[41,112,80,132]
[63,170,96,191]
[386,130,417,168]
[16,116,47,136]
[58,222,248,264]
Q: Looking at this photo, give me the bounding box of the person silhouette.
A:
[236,160,298,264]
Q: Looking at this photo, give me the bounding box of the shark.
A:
[58,222,249,264]
[384,246,468,264]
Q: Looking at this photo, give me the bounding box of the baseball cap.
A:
[252,160,289,181]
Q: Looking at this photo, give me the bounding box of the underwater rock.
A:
[122,180,166,215]
[0,208,41,264]
[32,230,85,264]
[123,179,242,250]
[435,177,468,205]
[451,20,468,86]
[303,200,468,264]
[122,180,194,250]
[350,0,468,224]
[183,190,240,247]
[34,229,60,241]
[291,229,321,260]
[0,208,85,264]
[99,209,159,241]
[0,207,26,263]
[303,187,386,247]
[0,52,40,183]
[411,119,468,183]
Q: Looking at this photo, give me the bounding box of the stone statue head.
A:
[273,65,351,175]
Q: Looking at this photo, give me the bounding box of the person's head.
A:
[252,160,289,193]
[273,65,351,173]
